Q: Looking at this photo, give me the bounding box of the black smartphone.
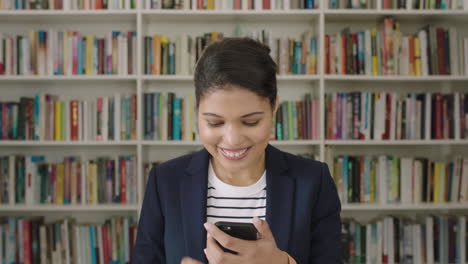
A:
[214,221,258,254]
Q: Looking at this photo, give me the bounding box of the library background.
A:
[1,0,468,262]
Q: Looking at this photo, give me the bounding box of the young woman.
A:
[133,37,342,264]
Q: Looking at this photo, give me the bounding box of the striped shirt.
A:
[206,161,267,224]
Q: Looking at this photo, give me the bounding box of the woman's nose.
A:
[223,125,244,146]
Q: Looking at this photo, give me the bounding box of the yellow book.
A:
[55,101,62,141]
[207,0,214,9]
[371,29,378,76]
[112,33,118,74]
[153,35,161,75]
[29,31,37,75]
[434,162,440,203]
[211,32,219,42]
[88,161,97,204]
[56,163,65,204]
[86,35,94,75]
[160,36,169,75]
[414,37,422,76]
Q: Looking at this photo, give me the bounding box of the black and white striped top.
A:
[206,162,267,224]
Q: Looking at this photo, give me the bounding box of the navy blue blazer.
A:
[133,144,342,264]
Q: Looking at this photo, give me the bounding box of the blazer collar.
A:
[180,144,294,261]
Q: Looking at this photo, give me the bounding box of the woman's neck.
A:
[210,153,266,186]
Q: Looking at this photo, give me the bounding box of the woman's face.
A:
[198,86,276,174]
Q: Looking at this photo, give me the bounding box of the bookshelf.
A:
[1,0,468,262]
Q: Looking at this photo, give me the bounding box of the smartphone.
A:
[214,221,258,254]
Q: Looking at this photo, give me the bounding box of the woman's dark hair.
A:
[194,37,277,110]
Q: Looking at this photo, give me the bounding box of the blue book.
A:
[343,156,349,203]
[358,32,365,74]
[78,38,83,75]
[305,0,314,9]
[172,97,181,140]
[293,41,302,74]
[89,226,97,264]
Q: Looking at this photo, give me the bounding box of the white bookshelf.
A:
[1,4,468,223]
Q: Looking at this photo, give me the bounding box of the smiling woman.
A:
[133,38,343,264]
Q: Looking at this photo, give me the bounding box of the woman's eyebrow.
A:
[201,112,264,118]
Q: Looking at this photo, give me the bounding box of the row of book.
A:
[0,0,136,10]
[143,31,318,76]
[328,0,376,9]
[0,31,137,76]
[0,216,136,264]
[341,216,467,264]
[144,0,317,9]
[325,18,468,76]
[324,92,468,140]
[0,155,138,205]
[273,94,319,140]
[0,93,138,141]
[382,0,466,9]
[331,155,468,204]
[143,92,197,141]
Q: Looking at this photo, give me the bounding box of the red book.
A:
[325,35,330,74]
[23,219,32,264]
[296,102,303,140]
[262,0,270,9]
[436,28,446,75]
[102,226,110,264]
[70,100,79,141]
[197,0,203,9]
[234,0,241,9]
[383,93,392,140]
[120,158,126,204]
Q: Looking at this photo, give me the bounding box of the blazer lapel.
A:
[180,148,209,262]
[265,144,295,252]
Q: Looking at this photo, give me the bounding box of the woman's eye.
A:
[244,121,260,126]
[207,122,223,127]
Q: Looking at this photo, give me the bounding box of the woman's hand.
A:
[204,216,289,264]
[181,257,204,264]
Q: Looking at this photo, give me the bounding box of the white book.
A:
[40,225,47,264]
[413,224,422,264]
[23,38,30,75]
[97,225,104,264]
[401,36,409,75]
[449,28,459,76]
[460,158,468,201]
[81,156,87,204]
[390,93,397,140]
[426,216,434,264]
[191,0,196,9]
[74,226,81,264]
[216,0,222,9]
[103,97,109,141]
[366,224,372,264]
[400,158,412,204]
[377,220,383,264]
[460,216,466,264]
[379,155,387,204]
[255,0,261,9]
[242,0,248,9]
[132,32,137,75]
[63,219,71,264]
[122,34,128,75]
[125,0,130,9]
[83,101,89,141]
[78,101,83,141]
[183,0,190,9]
[364,30,372,75]
[9,156,15,205]
[414,160,422,203]
[114,93,121,141]
[419,30,429,76]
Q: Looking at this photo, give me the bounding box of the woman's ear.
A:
[273,96,280,115]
